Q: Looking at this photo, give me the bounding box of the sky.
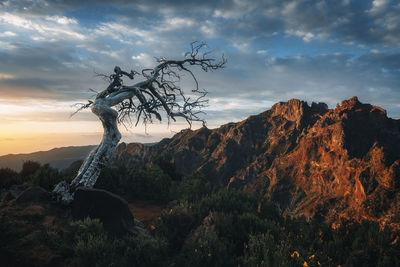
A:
[0,0,400,155]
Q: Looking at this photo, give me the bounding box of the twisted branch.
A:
[77,41,226,127]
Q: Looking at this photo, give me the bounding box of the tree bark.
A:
[72,98,121,188]
[53,98,121,204]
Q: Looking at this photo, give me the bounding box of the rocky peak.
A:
[311,101,329,113]
[271,99,310,122]
[113,97,400,228]
[338,96,362,110]
[335,96,387,117]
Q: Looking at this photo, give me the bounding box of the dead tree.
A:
[53,42,226,204]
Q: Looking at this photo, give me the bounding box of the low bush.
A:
[177,172,214,202]
[154,205,197,254]
[28,164,63,191]
[69,217,168,267]
[178,232,234,267]
[0,168,20,189]
[20,161,41,177]
[191,188,258,219]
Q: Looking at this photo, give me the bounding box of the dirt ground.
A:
[128,201,165,226]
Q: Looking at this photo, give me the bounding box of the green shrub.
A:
[192,189,258,219]
[0,168,20,189]
[126,166,172,201]
[28,164,63,191]
[69,217,168,267]
[60,160,83,182]
[154,154,182,181]
[20,161,41,177]
[96,165,173,202]
[154,205,197,254]
[95,166,126,195]
[178,172,213,202]
[214,212,274,255]
[70,217,104,240]
[0,215,20,251]
[178,232,234,267]
[244,232,291,267]
[116,232,168,267]
[73,233,110,267]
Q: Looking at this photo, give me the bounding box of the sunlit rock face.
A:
[113,97,400,228]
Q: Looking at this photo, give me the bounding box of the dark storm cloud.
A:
[0,0,400,124]
[2,0,400,47]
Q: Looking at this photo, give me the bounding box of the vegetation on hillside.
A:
[0,159,399,266]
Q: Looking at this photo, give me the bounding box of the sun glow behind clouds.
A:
[0,98,208,156]
[0,98,99,155]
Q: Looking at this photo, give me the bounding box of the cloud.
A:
[256,50,268,55]
[369,0,391,15]
[0,0,399,126]
[131,53,154,67]
[3,0,400,48]
[0,73,15,79]
[45,15,78,25]
[0,12,85,41]
[0,31,16,37]
[285,29,316,43]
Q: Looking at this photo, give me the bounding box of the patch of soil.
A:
[128,201,165,226]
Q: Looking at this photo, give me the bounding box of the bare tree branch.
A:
[53,42,225,204]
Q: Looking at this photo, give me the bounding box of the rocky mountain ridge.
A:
[112,97,400,227]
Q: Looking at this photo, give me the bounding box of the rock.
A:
[9,184,26,198]
[191,212,217,240]
[72,187,135,235]
[21,205,45,217]
[0,191,13,205]
[15,187,50,204]
[42,215,56,227]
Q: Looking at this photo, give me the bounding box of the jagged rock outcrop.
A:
[112,97,400,227]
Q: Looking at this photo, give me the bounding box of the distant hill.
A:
[0,145,96,171]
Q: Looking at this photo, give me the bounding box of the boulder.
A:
[9,184,26,198]
[21,204,45,217]
[72,187,135,235]
[15,187,50,204]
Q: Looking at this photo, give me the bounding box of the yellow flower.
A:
[150,225,156,230]
[309,254,315,259]
[318,261,321,266]
[303,262,308,267]
[291,251,300,258]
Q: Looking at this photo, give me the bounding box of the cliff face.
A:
[261,97,400,227]
[112,97,400,227]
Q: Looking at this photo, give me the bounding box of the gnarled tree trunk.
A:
[54,98,122,203]
[53,42,225,204]
[72,99,121,188]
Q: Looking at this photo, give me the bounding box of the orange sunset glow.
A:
[0,97,216,156]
